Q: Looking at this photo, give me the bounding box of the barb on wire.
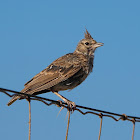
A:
[0,87,140,140]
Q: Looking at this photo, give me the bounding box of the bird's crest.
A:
[84,29,93,39]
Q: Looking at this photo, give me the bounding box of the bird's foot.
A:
[64,99,76,112]
[56,100,63,107]
[56,101,65,117]
[56,99,76,112]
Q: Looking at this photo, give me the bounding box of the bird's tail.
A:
[7,95,20,106]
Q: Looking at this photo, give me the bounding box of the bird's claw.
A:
[65,100,76,112]
[56,100,63,107]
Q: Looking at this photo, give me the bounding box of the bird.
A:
[7,29,103,107]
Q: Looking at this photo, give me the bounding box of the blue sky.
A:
[0,0,140,140]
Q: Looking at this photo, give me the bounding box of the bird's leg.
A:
[52,91,76,110]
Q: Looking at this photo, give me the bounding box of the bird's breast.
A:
[51,54,94,92]
[81,55,94,74]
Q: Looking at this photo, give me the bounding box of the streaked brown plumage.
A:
[7,29,103,106]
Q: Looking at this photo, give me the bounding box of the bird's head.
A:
[74,29,103,56]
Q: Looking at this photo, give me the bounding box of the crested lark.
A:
[7,29,103,107]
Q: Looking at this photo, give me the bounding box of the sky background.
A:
[0,0,140,140]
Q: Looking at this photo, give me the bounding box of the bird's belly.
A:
[52,70,88,91]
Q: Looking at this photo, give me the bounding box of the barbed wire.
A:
[0,87,140,140]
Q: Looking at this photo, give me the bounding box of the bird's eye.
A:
[85,42,89,45]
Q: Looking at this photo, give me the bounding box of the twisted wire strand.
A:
[0,87,140,122]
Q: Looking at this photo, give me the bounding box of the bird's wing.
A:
[21,53,82,94]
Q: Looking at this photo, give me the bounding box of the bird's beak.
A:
[94,42,104,48]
